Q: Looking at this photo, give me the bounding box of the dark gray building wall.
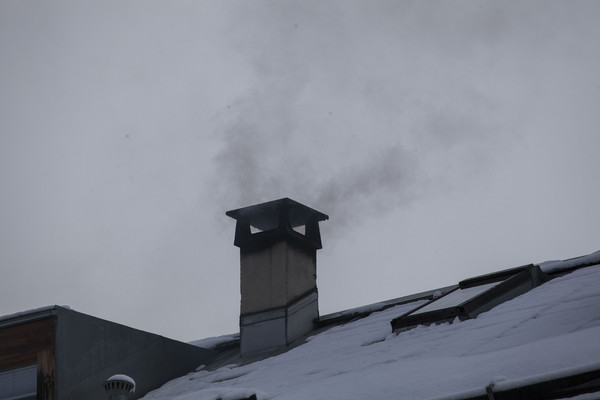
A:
[53,307,215,399]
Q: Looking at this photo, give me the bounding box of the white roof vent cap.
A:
[103,374,136,400]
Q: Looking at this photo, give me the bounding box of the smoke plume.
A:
[212,1,527,238]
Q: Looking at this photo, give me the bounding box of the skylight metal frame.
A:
[391,264,548,332]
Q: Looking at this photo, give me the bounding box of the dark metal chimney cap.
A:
[226,197,328,230]
[226,198,328,250]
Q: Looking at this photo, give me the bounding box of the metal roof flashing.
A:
[0,305,64,328]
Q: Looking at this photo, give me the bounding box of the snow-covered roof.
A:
[142,252,600,400]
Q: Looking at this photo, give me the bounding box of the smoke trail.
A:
[211,1,519,238]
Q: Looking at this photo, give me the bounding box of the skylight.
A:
[408,282,501,315]
[391,264,548,332]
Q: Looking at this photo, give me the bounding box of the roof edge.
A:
[0,305,69,328]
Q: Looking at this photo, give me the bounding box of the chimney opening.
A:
[292,224,306,235]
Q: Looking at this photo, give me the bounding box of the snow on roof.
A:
[537,249,600,273]
[142,264,600,400]
[190,333,240,350]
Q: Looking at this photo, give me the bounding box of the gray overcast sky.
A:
[1,1,599,342]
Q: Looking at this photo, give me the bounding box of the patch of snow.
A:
[537,249,600,273]
[190,333,240,349]
[318,302,390,322]
[159,387,267,400]
[486,375,508,389]
[490,360,600,393]
[337,302,389,316]
[556,391,600,400]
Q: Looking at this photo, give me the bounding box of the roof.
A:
[142,250,600,400]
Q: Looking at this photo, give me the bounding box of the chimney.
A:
[226,198,328,357]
